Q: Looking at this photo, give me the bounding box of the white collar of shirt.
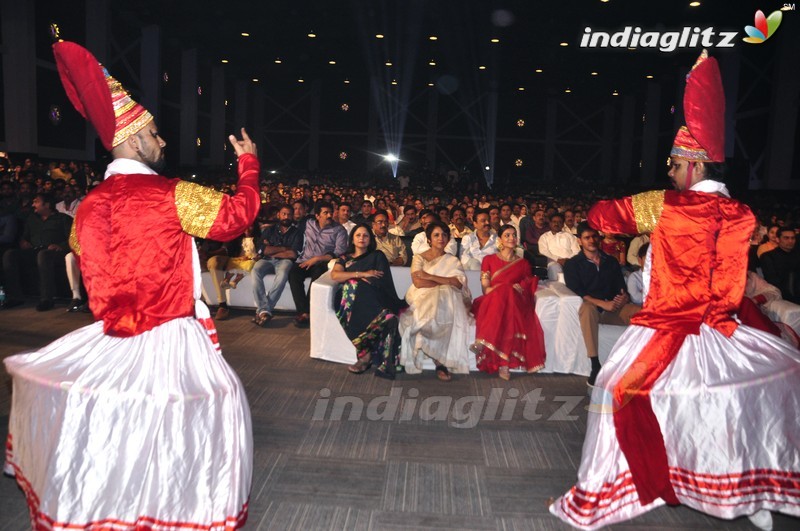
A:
[468,231,496,245]
[104,158,157,180]
[689,179,729,198]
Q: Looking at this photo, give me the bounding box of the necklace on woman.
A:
[498,250,517,262]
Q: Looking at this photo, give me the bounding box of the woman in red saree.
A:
[471,225,546,379]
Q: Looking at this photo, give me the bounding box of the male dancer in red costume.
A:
[550,50,800,530]
[4,40,259,528]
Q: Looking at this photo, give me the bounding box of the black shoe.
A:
[36,300,54,312]
[374,369,396,380]
[67,298,85,312]
[587,366,600,387]
[588,357,602,387]
[0,299,23,309]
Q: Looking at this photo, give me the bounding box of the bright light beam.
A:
[384,154,399,163]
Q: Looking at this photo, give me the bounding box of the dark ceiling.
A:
[108,0,787,103]
[27,0,795,178]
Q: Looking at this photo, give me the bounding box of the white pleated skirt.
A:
[4,317,252,530]
[550,323,800,529]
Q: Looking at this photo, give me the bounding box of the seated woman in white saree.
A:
[399,221,472,381]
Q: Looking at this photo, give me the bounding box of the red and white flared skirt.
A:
[551,323,800,529]
[4,317,252,530]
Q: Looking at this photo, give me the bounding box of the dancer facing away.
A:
[4,40,260,528]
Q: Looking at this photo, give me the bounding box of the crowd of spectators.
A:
[1,154,798,326]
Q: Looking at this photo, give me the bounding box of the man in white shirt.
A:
[55,185,83,218]
[53,184,86,311]
[390,204,421,237]
[538,212,580,280]
[627,233,650,268]
[460,209,498,270]
[338,202,356,235]
[563,209,577,235]
[412,211,457,256]
[448,206,472,239]
[500,203,519,234]
[627,242,648,304]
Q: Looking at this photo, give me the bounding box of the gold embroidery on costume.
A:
[112,113,154,148]
[69,222,80,256]
[631,190,665,234]
[174,181,224,238]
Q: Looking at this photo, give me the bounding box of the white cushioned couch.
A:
[200,267,625,376]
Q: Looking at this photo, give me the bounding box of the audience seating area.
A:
[201,267,626,376]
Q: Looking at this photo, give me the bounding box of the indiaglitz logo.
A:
[579,26,738,52]
[743,9,783,43]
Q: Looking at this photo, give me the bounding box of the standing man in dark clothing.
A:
[760,227,799,303]
[563,222,640,385]
[1,193,73,311]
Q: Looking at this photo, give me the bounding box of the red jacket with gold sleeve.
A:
[69,153,260,337]
[588,188,755,336]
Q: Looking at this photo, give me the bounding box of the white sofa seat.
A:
[200,271,309,311]
[762,299,800,336]
[309,268,626,376]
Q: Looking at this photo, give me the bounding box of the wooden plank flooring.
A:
[0,303,796,530]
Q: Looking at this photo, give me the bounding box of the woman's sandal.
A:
[499,366,511,381]
[436,365,452,382]
[348,359,372,374]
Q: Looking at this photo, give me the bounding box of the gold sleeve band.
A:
[69,221,81,256]
[174,181,224,238]
[631,190,665,234]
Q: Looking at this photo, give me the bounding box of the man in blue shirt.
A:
[288,200,347,327]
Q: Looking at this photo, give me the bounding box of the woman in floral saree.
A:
[471,224,546,380]
[331,223,404,379]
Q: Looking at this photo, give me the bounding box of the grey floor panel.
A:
[482,430,578,470]
[386,423,486,464]
[382,462,491,516]
[251,501,373,531]
[268,455,387,507]
[0,304,797,530]
[298,420,391,461]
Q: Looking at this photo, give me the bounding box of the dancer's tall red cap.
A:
[53,40,153,151]
[670,50,725,163]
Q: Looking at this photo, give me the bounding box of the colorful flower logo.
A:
[743,9,783,43]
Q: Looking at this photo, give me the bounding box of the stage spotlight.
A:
[384,154,398,163]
